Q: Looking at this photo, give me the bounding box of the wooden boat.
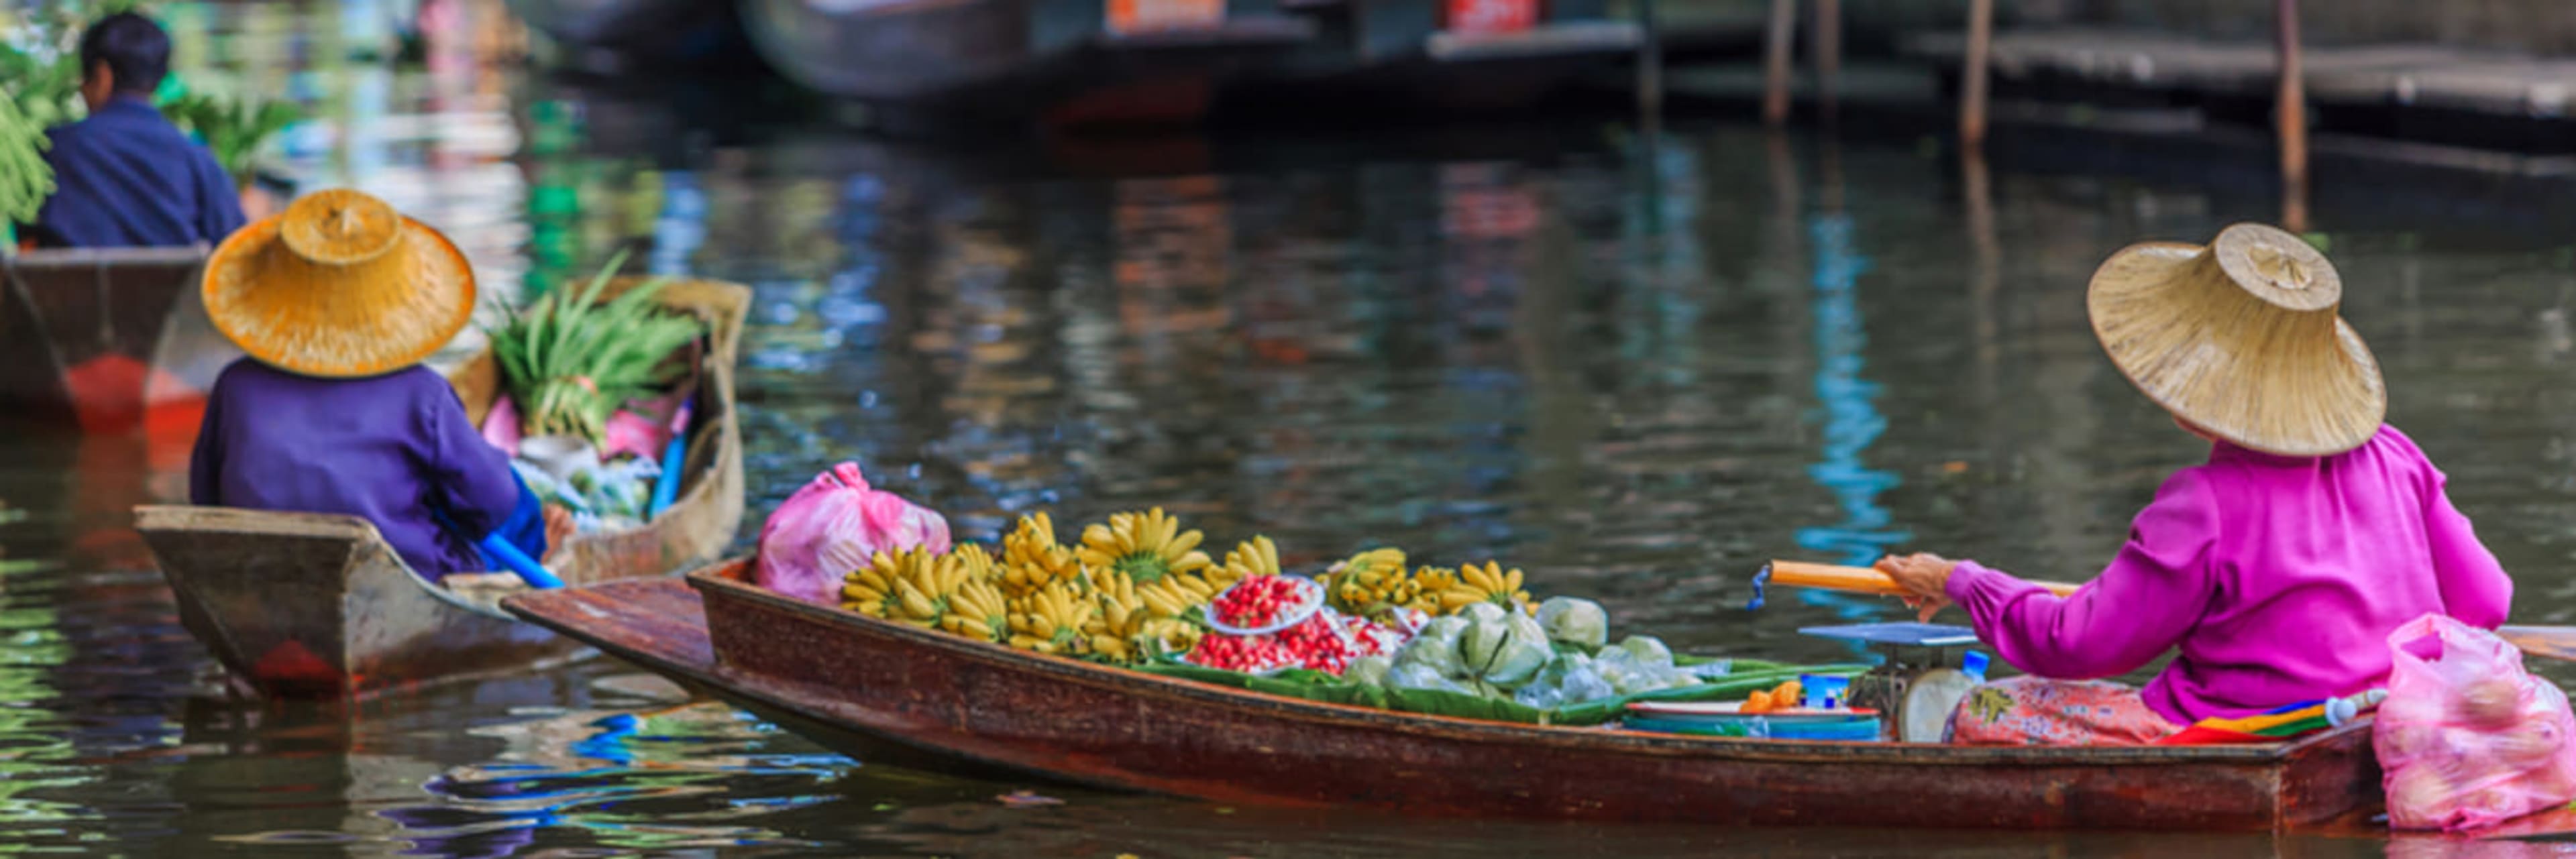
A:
[1191,0,1642,123]
[504,557,2385,830]
[735,0,1320,125]
[507,0,757,72]
[134,278,751,700]
[0,246,239,435]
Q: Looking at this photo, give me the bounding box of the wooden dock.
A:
[1904,27,2576,152]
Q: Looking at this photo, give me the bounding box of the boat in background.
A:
[1215,0,1642,119]
[505,556,2388,832]
[735,0,1322,125]
[506,0,759,72]
[136,278,751,700]
[0,247,239,437]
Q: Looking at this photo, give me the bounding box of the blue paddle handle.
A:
[480,532,564,589]
[649,434,686,518]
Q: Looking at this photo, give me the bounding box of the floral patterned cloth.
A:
[1945,676,2182,746]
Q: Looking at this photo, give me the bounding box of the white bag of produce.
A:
[1615,635,1676,668]
[1346,655,1394,687]
[1514,652,1617,709]
[1595,644,1694,696]
[1536,597,1609,651]
[1458,602,1552,689]
[1387,662,1480,696]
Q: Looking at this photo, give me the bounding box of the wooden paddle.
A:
[1760,559,2576,664]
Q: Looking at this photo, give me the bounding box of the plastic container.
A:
[1801,674,1851,709]
[1624,713,1884,740]
[1205,577,1326,636]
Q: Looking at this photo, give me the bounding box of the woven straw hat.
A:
[2088,222,2385,457]
[203,188,475,378]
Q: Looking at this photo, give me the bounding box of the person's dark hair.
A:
[78,12,171,96]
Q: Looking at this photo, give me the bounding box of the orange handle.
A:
[1766,560,2082,599]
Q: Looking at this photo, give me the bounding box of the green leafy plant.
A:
[160,93,298,184]
[485,251,706,445]
[0,93,50,227]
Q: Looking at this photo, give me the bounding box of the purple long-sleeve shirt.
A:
[189,358,521,578]
[1945,425,2514,724]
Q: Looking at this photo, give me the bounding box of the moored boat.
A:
[736,0,1319,124]
[505,556,2386,830]
[0,246,239,435]
[136,278,751,700]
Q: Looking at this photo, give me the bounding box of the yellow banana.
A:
[1076,508,1214,584]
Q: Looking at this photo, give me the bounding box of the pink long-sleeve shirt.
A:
[1945,425,2514,724]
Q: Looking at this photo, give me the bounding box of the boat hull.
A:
[137,278,751,699]
[0,247,236,435]
[507,558,2385,830]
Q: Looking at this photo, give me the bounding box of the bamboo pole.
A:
[1762,0,1796,124]
[1961,0,1995,148]
[1813,0,1841,123]
[2276,0,2309,231]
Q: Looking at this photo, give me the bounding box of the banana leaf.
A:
[1131,658,1870,727]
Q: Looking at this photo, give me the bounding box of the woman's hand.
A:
[542,505,576,561]
[1876,553,1958,622]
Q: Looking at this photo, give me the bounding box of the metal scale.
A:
[1798,622,1992,742]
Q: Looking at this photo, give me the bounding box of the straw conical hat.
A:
[2088,222,2385,457]
[203,188,475,378]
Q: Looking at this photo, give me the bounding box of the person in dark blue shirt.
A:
[25,13,244,249]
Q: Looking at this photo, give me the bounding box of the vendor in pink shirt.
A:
[1880,223,2515,746]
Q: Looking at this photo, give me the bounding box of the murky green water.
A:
[11,1,2576,855]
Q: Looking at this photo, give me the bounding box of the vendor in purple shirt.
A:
[23,13,245,249]
[189,188,550,580]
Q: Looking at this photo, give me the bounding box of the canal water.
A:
[9,1,2576,856]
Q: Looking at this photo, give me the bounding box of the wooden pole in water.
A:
[1813,0,1841,123]
[1762,0,1796,124]
[1961,0,1994,148]
[1637,0,1663,119]
[2276,0,2309,230]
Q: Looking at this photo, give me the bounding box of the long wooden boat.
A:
[504,556,2385,830]
[0,246,239,435]
[735,0,1319,124]
[135,278,751,700]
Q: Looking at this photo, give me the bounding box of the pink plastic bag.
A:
[2375,613,2576,831]
[755,463,951,605]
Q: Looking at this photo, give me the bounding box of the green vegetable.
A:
[0,95,51,228]
[160,92,298,185]
[484,250,704,445]
[1394,615,1468,676]
[1458,602,1552,689]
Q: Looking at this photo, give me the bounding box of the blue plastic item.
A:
[1798,622,1980,648]
[1801,674,1852,709]
[478,532,564,589]
[1624,713,1883,740]
[1962,650,1992,682]
[647,396,695,519]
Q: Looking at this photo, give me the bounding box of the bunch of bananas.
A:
[1320,548,1429,617]
[834,507,1552,668]
[1436,561,1533,614]
[1218,536,1283,589]
[1000,512,1090,598]
[1008,582,1096,656]
[1077,508,1213,585]
[842,547,978,627]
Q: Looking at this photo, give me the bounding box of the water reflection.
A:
[18,1,2576,852]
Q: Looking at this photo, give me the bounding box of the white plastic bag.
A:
[2376,613,2576,831]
